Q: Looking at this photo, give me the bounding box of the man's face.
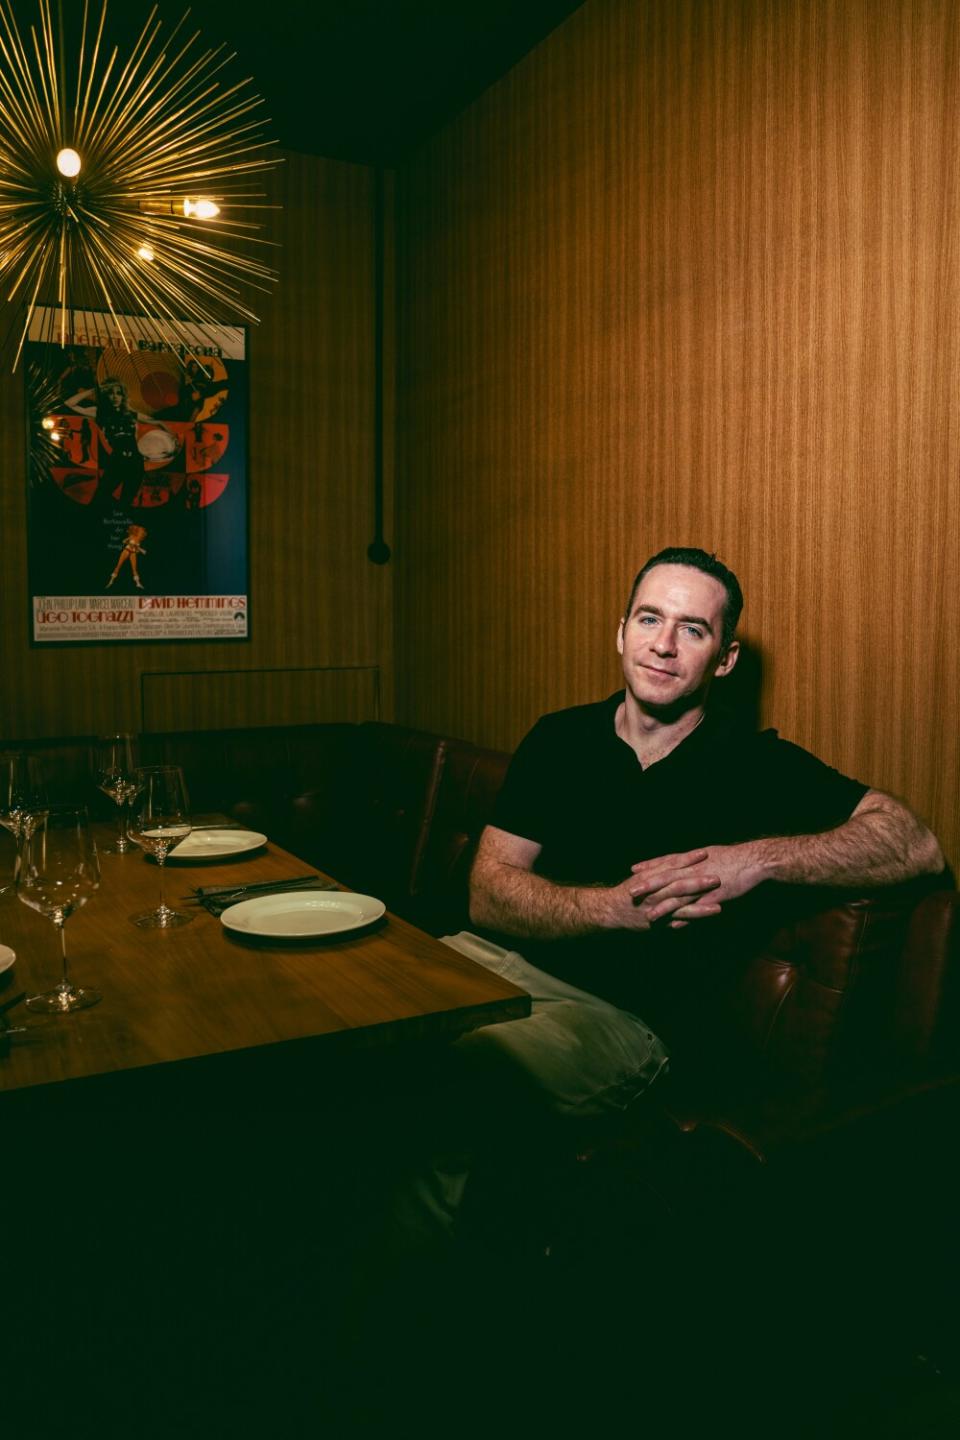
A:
[617,563,739,713]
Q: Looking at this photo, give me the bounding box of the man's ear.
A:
[714,639,740,678]
[616,618,625,656]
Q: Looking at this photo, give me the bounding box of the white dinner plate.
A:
[168,828,267,861]
[0,944,15,976]
[220,890,385,939]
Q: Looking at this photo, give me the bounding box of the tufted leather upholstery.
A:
[295,721,448,909]
[3,723,446,916]
[894,888,960,1067]
[148,723,357,852]
[723,889,921,1088]
[150,721,449,914]
[407,737,511,935]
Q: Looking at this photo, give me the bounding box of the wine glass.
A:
[17,806,101,1013]
[93,733,139,854]
[128,766,194,928]
[0,752,48,894]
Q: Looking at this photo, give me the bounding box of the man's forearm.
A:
[757,796,944,889]
[470,843,723,938]
[469,861,611,939]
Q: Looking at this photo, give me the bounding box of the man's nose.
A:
[651,626,677,655]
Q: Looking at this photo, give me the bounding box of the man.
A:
[471,545,940,969]
[409,547,943,1238]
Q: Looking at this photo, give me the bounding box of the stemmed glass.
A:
[93,733,139,854]
[128,766,194,928]
[17,806,101,1013]
[0,752,47,894]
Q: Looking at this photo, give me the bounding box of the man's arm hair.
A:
[637,789,945,919]
[758,789,944,888]
[469,826,724,939]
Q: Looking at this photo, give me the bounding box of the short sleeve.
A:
[748,731,870,835]
[490,717,560,845]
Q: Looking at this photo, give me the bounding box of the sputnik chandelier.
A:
[0,0,280,369]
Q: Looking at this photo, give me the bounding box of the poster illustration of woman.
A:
[25,309,249,645]
[65,377,159,511]
[106,524,148,590]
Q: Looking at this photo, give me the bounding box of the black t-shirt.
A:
[485,692,869,1033]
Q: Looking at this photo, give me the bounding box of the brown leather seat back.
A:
[721,884,942,1093]
[0,737,118,813]
[411,737,511,934]
[891,888,960,1067]
[146,723,356,852]
[5,723,449,916]
[300,722,448,908]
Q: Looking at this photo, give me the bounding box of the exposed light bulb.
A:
[41,415,55,430]
[182,197,220,220]
[137,243,155,261]
[56,148,81,178]
[50,430,61,441]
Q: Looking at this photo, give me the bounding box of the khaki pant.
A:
[394,931,669,1243]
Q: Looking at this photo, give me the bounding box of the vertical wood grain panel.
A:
[396,0,960,873]
[0,152,389,737]
[140,666,379,731]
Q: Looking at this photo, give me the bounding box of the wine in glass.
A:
[17,806,101,1013]
[93,733,139,854]
[128,766,195,928]
[0,752,47,894]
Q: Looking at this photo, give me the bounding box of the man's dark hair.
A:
[624,546,744,651]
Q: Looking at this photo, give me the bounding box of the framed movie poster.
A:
[25,307,249,645]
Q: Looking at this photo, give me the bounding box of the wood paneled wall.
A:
[395,0,960,874]
[0,152,390,739]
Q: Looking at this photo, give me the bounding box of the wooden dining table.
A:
[0,822,531,1098]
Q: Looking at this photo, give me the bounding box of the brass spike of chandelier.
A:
[0,0,280,369]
